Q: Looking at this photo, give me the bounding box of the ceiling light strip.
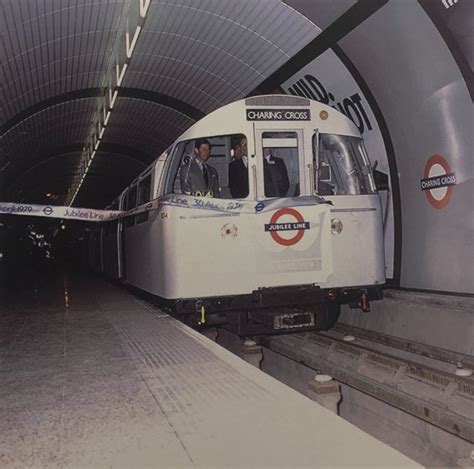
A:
[69,0,151,206]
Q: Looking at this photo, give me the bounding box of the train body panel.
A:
[323,194,385,289]
[158,201,333,299]
[120,195,383,300]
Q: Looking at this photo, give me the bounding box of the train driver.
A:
[263,147,290,197]
[180,138,221,198]
[228,136,249,198]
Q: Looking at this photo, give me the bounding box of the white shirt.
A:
[264,154,274,164]
[242,155,248,168]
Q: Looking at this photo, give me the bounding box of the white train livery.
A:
[93,95,385,334]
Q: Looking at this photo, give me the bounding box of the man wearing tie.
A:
[228,136,249,198]
[180,139,221,198]
[263,147,289,197]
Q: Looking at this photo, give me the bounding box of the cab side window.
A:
[168,141,192,195]
[167,133,249,199]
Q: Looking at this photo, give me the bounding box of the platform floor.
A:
[0,272,420,467]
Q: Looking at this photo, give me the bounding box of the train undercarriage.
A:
[158,284,384,335]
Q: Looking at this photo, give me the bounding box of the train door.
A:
[252,128,333,287]
[253,129,306,199]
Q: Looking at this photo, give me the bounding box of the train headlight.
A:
[331,218,343,235]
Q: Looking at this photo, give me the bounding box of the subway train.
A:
[91,95,385,334]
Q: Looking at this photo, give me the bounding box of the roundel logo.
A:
[43,206,53,216]
[420,155,457,209]
[264,207,310,246]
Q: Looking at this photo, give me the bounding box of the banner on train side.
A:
[0,195,332,223]
[0,202,121,221]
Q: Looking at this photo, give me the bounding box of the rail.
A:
[261,329,474,443]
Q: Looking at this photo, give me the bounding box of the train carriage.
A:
[100,95,385,334]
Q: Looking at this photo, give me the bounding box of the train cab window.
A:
[137,175,152,223]
[125,186,137,227]
[168,133,249,199]
[261,132,299,198]
[315,134,377,195]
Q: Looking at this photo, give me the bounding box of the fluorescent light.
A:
[104,110,112,126]
[116,62,128,87]
[126,26,142,58]
[110,89,118,109]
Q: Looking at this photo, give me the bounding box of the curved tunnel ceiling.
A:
[0,0,320,206]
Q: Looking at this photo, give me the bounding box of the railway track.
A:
[261,324,474,443]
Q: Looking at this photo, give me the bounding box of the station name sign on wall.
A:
[421,154,457,209]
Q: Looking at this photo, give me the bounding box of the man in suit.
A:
[228,137,249,198]
[179,138,221,198]
[263,147,289,197]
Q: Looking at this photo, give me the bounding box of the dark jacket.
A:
[179,157,220,197]
[228,158,249,198]
[264,156,289,197]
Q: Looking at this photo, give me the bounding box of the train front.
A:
[159,96,385,332]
